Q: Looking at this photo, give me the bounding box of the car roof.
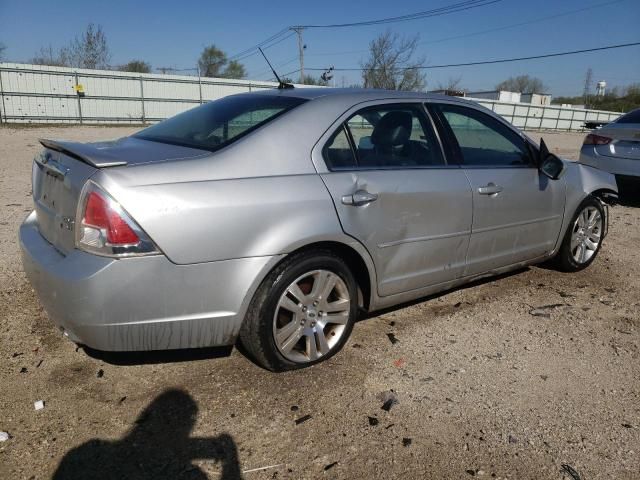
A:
[249,86,468,104]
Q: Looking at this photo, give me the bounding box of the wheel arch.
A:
[280,240,375,312]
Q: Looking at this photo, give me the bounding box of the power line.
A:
[226,0,501,64]
[306,0,627,57]
[233,31,296,62]
[300,41,640,72]
[296,0,501,28]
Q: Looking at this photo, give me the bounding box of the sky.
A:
[1,0,639,96]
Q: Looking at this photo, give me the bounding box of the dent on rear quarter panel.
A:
[97,172,344,265]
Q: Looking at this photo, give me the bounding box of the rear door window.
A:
[323,104,444,170]
[616,109,640,124]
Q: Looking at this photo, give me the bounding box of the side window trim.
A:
[428,102,536,169]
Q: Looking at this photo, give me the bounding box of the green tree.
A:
[198,45,227,77]
[118,60,152,73]
[221,60,246,79]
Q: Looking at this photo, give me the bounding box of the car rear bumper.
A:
[20,211,282,351]
[579,147,640,178]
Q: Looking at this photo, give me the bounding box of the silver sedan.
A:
[20,88,618,371]
[579,108,640,192]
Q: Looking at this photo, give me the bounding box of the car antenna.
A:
[258,47,294,90]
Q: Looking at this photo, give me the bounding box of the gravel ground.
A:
[0,126,638,480]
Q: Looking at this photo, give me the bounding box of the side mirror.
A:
[538,138,564,180]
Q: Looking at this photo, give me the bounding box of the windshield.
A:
[134,94,307,151]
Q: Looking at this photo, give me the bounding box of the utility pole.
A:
[583,67,593,108]
[292,27,305,84]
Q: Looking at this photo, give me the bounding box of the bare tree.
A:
[63,23,111,69]
[437,76,462,91]
[361,31,427,91]
[31,45,68,66]
[0,43,6,61]
[118,60,152,73]
[495,75,547,93]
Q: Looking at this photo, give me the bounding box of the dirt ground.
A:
[0,126,638,480]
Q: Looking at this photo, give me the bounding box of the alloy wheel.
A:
[570,206,602,264]
[273,269,351,363]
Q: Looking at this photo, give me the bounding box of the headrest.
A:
[370,111,412,147]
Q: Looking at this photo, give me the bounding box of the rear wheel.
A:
[239,250,358,371]
[553,196,605,272]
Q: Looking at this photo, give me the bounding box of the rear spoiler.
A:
[39,139,127,168]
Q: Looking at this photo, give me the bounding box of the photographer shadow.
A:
[53,389,242,480]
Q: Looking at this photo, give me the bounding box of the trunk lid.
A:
[33,136,210,255]
[595,124,640,160]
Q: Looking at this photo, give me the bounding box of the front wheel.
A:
[553,196,605,272]
[239,250,358,371]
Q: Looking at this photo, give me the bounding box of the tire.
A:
[552,196,605,272]
[239,249,358,371]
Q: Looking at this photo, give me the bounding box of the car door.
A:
[429,102,565,277]
[317,102,473,297]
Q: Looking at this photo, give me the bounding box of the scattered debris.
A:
[20,367,27,373]
[118,396,127,404]
[402,437,412,447]
[242,464,284,474]
[389,321,396,327]
[295,414,312,425]
[34,400,45,411]
[540,375,548,381]
[380,391,399,412]
[454,302,462,308]
[385,424,395,430]
[12,352,24,358]
[466,469,476,476]
[96,369,104,378]
[529,309,551,318]
[386,333,399,345]
[35,360,43,368]
[0,431,10,442]
[393,358,405,368]
[324,462,338,471]
[561,464,582,480]
[508,435,518,444]
[622,423,633,429]
[368,416,379,426]
[422,376,435,382]
[352,343,362,349]
[290,405,299,412]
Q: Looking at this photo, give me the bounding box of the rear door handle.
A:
[341,190,378,206]
[477,183,503,195]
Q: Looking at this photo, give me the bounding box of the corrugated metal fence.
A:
[0,62,279,124]
[469,97,621,131]
[0,62,623,129]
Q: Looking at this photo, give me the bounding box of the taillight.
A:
[76,181,159,257]
[584,133,612,145]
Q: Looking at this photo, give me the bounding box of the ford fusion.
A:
[20,88,618,371]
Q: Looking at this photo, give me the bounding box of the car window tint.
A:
[344,105,444,168]
[617,109,640,124]
[437,104,530,167]
[323,126,357,170]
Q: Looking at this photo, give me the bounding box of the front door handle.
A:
[477,183,503,195]
[341,190,378,206]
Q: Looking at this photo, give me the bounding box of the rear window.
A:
[616,109,640,124]
[134,94,307,151]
